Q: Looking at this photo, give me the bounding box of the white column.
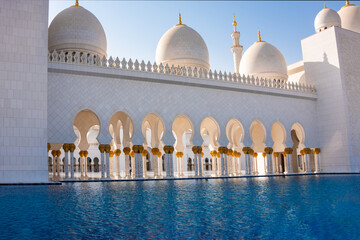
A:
[284,148,293,174]
[265,148,274,174]
[124,149,131,179]
[304,148,312,173]
[198,152,203,177]
[211,153,217,176]
[99,145,105,179]
[217,153,221,176]
[70,150,74,179]
[152,149,159,178]
[314,148,321,173]
[115,150,121,179]
[51,151,56,180]
[64,145,69,179]
[193,152,198,177]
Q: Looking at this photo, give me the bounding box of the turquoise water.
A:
[0,175,359,239]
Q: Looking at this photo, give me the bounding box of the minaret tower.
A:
[230,15,243,74]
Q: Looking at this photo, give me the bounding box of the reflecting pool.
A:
[1,175,360,239]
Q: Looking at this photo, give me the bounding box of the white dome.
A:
[155,24,210,71]
[338,2,360,33]
[49,5,107,57]
[314,6,341,32]
[239,40,288,81]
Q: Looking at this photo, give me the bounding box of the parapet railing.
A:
[48,50,316,94]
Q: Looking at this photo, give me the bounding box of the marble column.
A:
[51,150,57,180]
[123,147,131,179]
[219,147,228,176]
[84,150,89,179]
[151,148,159,178]
[273,152,279,174]
[176,152,184,177]
[192,146,198,177]
[63,144,69,179]
[304,148,312,173]
[109,151,114,178]
[104,145,111,179]
[242,147,252,175]
[98,145,105,179]
[210,151,217,176]
[142,149,148,178]
[157,151,162,177]
[198,147,203,177]
[133,145,144,179]
[253,153,258,175]
[264,147,274,174]
[115,149,121,179]
[284,148,293,174]
[313,148,321,173]
[216,152,221,176]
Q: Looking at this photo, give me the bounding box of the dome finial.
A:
[75,0,79,6]
[178,12,182,25]
[233,14,237,31]
[324,2,327,8]
[343,0,355,8]
[257,30,263,42]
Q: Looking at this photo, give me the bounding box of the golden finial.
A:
[324,2,327,8]
[257,30,263,42]
[75,0,79,6]
[233,15,237,27]
[178,12,182,25]
[343,0,356,8]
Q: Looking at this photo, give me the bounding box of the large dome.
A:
[49,3,107,57]
[239,35,288,81]
[155,19,210,71]
[314,5,341,33]
[338,1,360,33]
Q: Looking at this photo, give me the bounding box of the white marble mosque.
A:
[1,0,360,183]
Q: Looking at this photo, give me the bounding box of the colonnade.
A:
[48,143,321,181]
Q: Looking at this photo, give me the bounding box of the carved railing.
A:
[48,50,316,93]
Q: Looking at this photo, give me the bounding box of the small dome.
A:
[239,35,288,81]
[338,1,360,33]
[155,17,210,71]
[49,4,107,57]
[314,5,341,32]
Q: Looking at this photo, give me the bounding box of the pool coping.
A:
[1,172,359,185]
[58,172,360,184]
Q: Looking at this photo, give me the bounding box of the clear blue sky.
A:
[49,0,349,72]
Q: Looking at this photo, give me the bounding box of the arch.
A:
[249,120,266,152]
[226,118,245,150]
[109,111,134,148]
[172,115,194,152]
[271,121,287,152]
[141,113,165,148]
[291,122,306,149]
[73,109,100,151]
[200,117,220,150]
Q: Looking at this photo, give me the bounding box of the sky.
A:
[49,0,349,73]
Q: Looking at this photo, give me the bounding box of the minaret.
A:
[230,15,243,74]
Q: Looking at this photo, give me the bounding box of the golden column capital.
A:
[314,148,321,155]
[253,152,258,158]
[130,151,135,158]
[69,144,76,153]
[176,152,183,158]
[217,152,221,158]
[51,150,57,157]
[284,147,293,154]
[274,152,279,158]
[210,150,215,157]
[123,147,131,155]
[192,146,198,154]
[84,151,88,158]
[133,145,144,154]
[47,143,51,152]
[63,143,70,152]
[242,147,252,154]
[109,151,114,158]
[227,149,233,156]
[142,150,148,157]
[303,148,312,154]
[115,149,121,156]
[98,144,105,153]
[104,145,111,153]
[300,150,304,156]
[79,151,84,157]
[151,148,159,155]
[201,152,204,158]
[157,152,162,158]
[264,147,273,154]
[56,150,61,157]
[262,152,266,158]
